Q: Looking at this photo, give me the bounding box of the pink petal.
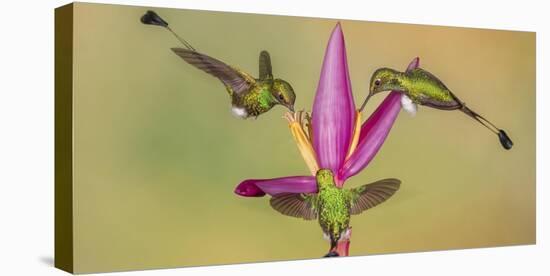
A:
[234,176,317,197]
[407,57,420,72]
[338,57,420,180]
[312,22,356,174]
[338,92,401,180]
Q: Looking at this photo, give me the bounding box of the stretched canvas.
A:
[55,2,535,274]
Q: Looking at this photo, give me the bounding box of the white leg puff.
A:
[231,106,248,119]
[340,228,352,240]
[400,94,417,116]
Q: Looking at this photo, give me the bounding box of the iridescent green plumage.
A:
[140,10,296,119]
[316,170,351,250]
[270,169,400,256]
[368,67,456,108]
[364,65,513,150]
[171,48,296,119]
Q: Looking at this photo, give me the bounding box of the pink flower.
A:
[234,23,418,256]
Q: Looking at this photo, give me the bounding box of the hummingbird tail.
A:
[322,238,340,257]
[166,27,196,52]
[323,251,340,257]
[140,10,196,51]
[330,238,338,251]
[460,106,513,150]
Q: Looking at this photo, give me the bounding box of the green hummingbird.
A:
[270,169,400,257]
[359,61,513,150]
[140,10,296,119]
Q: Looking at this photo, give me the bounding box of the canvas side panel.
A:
[55,3,74,274]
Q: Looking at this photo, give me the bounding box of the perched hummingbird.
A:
[359,62,514,150]
[140,10,296,119]
[270,169,400,257]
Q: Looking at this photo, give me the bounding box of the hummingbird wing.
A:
[258,50,273,80]
[269,193,318,220]
[409,68,462,109]
[171,48,254,95]
[349,178,401,215]
[409,68,451,91]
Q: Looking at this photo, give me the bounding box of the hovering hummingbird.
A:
[140,10,296,119]
[270,169,400,257]
[359,61,514,150]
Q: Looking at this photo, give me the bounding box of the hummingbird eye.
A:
[374,79,381,86]
[278,94,285,101]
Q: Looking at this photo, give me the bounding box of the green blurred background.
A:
[71,2,535,273]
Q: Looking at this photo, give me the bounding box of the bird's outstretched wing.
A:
[270,193,318,220]
[349,178,401,215]
[258,50,273,80]
[171,48,254,95]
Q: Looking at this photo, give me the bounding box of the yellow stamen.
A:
[345,110,362,160]
[284,111,319,175]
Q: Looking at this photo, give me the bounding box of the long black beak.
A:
[358,90,373,113]
[288,105,295,112]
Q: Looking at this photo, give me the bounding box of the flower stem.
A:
[335,227,351,256]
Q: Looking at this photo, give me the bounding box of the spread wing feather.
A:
[259,50,273,80]
[171,47,254,95]
[349,178,401,215]
[270,193,318,220]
